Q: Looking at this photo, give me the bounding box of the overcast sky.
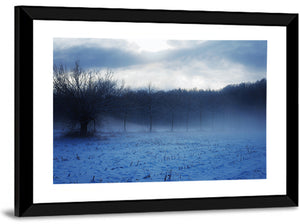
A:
[53,38,267,90]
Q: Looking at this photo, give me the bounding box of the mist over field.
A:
[53,38,267,184]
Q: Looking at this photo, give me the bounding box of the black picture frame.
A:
[15,5,298,217]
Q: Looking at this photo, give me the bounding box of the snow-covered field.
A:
[53,131,266,184]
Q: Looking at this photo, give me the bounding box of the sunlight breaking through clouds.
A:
[53,38,267,90]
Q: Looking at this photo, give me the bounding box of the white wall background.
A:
[0,0,298,223]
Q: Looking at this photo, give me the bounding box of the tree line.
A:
[54,62,266,136]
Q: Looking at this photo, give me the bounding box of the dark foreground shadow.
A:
[3,209,15,219]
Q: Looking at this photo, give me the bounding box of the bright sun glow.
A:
[129,39,172,52]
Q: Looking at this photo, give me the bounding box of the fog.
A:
[54,78,266,136]
[53,78,266,183]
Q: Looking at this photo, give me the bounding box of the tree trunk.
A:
[93,119,96,133]
[211,112,215,130]
[186,111,189,132]
[171,111,174,132]
[149,114,152,132]
[199,111,202,130]
[149,104,152,133]
[123,112,127,132]
[80,121,88,137]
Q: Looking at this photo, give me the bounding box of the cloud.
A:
[53,45,145,69]
[53,38,144,69]
[54,38,138,52]
[53,39,267,90]
[162,40,267,73]
[166,40,207,48]
[113,59,265,91]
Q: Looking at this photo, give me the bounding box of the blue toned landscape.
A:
[53,130,266,184]
[53,39,267,184]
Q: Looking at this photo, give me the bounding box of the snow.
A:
[53,130,266,184]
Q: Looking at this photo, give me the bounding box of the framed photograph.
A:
[15,6,298,216]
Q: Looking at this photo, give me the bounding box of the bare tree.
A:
[117,87,134,132]
[162,90,179,132]
[53,61,121,136]
[146,83,154,132]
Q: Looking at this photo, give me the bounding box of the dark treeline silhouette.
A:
[111,79,266,133]
[54,63,266,136]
